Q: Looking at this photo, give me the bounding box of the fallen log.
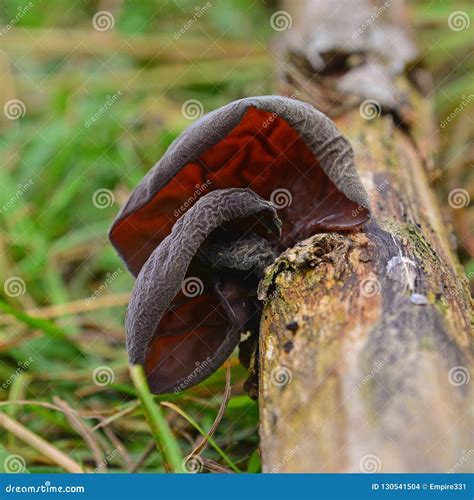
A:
[259,0,472,473]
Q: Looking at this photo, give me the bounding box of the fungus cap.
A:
[110,96,370,394]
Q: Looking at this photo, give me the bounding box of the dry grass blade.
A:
[202,458,233,473]
[130,441,156,473]
[54,397,105,471]
[3,27,266,61]
[0,412,83,473]
[0,400,102,419]
[0,293,130,325]
[92,401,140,431]
[191,362,231,457]
[160,400,239,473]
[102,426,134,472]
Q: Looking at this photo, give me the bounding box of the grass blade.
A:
[129,364,183,473]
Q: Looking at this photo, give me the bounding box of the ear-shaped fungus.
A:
[110,96,370,394]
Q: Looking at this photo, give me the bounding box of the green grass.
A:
[0,0,471,474]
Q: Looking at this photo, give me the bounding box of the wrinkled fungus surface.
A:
[110,96,370,394]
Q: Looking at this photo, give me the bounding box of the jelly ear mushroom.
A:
[109,95,370,394]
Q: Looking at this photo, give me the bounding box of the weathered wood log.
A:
[259,1,472,473]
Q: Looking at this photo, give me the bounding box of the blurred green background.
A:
[0,0,472,473]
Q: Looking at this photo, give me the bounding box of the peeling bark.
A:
[259,1,472,473]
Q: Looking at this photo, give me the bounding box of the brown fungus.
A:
[109,96,370,394]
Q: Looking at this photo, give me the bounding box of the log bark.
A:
[259,1,472,473]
